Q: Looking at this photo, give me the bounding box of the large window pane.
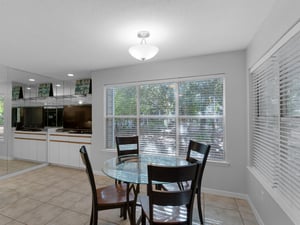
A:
[139,118,176,155]
[179,117,224,159]
[178,78,224,160]
[106,118,137,148]
[105,76,225,161]
[106,86,136,116]
[179,79,223,116]
[140,83,175,115]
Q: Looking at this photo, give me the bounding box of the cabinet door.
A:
[14,132,48,162]
[27,139,36,160]
[69,135,92,168]
[48,139,79,167]
[13,138,24,159]
[48,134,91,168]
[66,142,81,167]
[14,138,35,160]
[36,140,47,162]
[59,142,72,167]
[48,141,60,164]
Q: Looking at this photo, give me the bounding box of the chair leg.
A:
[123,206,127,220]
[120,208,123,218]
[197,192,204,225]
[141,210,146,225]
[92,207,98,225]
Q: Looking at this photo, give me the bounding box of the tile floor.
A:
[0,165,259,225]
[0,159,40,176]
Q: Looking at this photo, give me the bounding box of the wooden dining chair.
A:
[79,146,135,225]
[161,140,211,225]
[115,135,139,157]
[115,135,141,217]
[139,163,200,225]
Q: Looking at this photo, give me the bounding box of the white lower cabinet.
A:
[13,131,92,168]
[48,141,60,164]
[13,131,48,162]
[48,133,92,168]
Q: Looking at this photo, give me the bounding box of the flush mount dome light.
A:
[129,31,159,61]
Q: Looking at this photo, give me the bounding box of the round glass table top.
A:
[102,154,189,184]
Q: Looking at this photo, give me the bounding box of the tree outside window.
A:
[105,76,224,161]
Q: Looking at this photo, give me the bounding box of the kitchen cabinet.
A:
[13,131,47,162]
[48,132,92,168]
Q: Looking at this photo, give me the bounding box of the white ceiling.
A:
[0,0,276,80]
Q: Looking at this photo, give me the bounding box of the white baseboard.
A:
[245,196,265,225]
[0,155,14,160]
[202,187,248,200]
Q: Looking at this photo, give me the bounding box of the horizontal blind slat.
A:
[250,30,300,216]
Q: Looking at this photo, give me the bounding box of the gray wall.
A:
[0,66,12,159]
[246,0,300,224]
[91,50,248,195]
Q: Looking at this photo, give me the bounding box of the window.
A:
[105,76,224,161]
[250,30,300,221]
[0,95,4,140]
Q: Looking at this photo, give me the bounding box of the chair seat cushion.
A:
[139,194,188,223]
[97,183,134,206]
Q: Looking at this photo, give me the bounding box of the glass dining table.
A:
[102,154,189,225]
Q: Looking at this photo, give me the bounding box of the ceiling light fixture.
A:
[129,31,159,61]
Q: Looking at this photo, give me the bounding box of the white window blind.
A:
[250,30,300,220]
[178,79,224,159]
[105,76,225,161]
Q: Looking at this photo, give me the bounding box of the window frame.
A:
[104,74,226,161]
[249,22,300,224]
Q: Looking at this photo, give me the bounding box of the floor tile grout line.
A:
[0,197,44,224]
[0,165,259,225]
[0,212,19,223]
[17,204,66,225]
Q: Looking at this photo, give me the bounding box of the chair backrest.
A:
[186,140,211,187]
[79,146,97,207]
[147,163,200,225]
[115,136,139,156]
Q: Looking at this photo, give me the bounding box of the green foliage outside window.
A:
[139,83,176,116]
[114,86,136,115]
[106,77,224,160]
[179,78,223,115]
